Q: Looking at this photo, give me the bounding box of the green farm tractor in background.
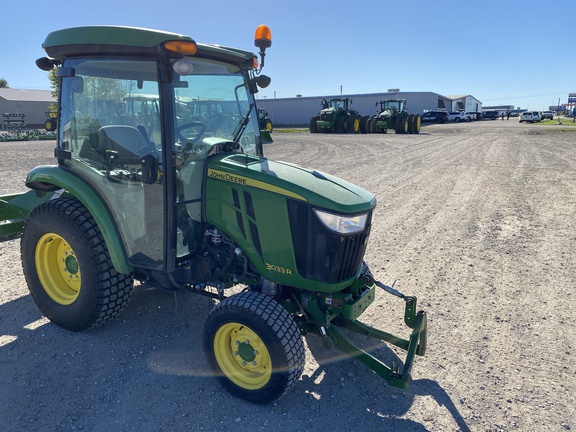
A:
[257,107,273,133]
[309,98,368,134]
[366,99,421,134]
[0,25,426,404]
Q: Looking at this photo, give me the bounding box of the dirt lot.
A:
[1,120,575,431]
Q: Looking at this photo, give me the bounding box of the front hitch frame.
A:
[302,281,427,389]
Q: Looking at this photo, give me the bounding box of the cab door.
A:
[57,57,165,269]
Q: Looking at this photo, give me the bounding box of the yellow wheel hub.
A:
[214,322,272,390]
[35,233,81,305]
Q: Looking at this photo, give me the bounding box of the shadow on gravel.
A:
[300,335,471,431]
[1,287,469,431]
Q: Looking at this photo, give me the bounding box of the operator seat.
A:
[79,124,158,168]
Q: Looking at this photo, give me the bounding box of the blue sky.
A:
[1,0,574,111]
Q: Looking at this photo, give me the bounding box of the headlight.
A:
[313,209,368,234]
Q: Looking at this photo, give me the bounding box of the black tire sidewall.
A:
[21,198,131,331]
[203,293,303,404]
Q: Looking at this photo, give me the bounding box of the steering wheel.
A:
[176,121,206,147]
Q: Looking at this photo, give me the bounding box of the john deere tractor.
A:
[309,98,368,133]
[0,25,426,404]
[257,107,273,133]
[366,99,421,134]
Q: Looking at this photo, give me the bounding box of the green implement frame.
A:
[0,191,56,242]
[301,282,427,387]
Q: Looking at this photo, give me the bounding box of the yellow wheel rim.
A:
[266,122,273,132]
[35,233,81,305]
[353,118,360,132]
[214,322,272,390]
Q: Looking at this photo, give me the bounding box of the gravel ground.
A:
[0,120,575,431]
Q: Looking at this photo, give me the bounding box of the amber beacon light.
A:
[254,25,272,50]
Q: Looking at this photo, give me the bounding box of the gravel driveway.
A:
[1,120,575,431]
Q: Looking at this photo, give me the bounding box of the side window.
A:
[58,58,165,268]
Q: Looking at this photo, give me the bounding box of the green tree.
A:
[48,67,59,99]
[0,77,8,88]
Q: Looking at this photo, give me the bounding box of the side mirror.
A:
[140,154,158,184]
[255,75,271,89]
[36,57,57,71]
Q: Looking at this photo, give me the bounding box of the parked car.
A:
[519,111,541,123]
[421,111,449,124]
[465,112,478,121]
[541,111,554,120]
[482,110,500,120]
[449,112,468,122]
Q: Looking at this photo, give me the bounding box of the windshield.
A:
[330,99,346,109]
[383,101,402,111]
[170,57,260,157]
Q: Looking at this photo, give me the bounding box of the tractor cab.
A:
[33,25,273,280]
[376,99,406,118]
[321,97,350,114]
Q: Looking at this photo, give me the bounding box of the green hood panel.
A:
[208,154,376,213]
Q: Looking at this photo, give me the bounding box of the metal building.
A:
[0,88,56,129]
[256,91,482,127]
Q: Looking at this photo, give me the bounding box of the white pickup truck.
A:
[448,112,470,122]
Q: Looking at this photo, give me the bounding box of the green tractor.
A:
[366,99,421,134]
[309,97,367,134]
[0,25,426,404]
[257,107,273,133]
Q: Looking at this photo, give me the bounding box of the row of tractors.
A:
[309,98,421,135]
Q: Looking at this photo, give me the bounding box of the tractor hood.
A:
[207,154,376,213]
[320,107,336,115]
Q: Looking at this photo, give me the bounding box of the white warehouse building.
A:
[256,91,482,127]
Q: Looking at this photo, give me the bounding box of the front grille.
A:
[288,200,372,283]
[320,113,332,121]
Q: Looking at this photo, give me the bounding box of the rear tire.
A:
[395,116,408,134]
[359,115,369,134]
[203,291,305,404]
[366,117,374,133]
[44,118,57,131]
[407,114,414,133]
[345,115,360,133]
[21,197,134,331]
[412,114,421,134]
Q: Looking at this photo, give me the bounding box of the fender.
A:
[25,165,133,274]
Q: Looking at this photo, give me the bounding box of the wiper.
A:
[231,103,255,144]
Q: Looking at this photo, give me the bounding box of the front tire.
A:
[335,115,346,133]
[21,197,134,331]
[263,119,273,133]
[203,291,305,404]
[309,115,320,133]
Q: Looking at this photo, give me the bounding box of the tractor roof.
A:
[42,26,256,64]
